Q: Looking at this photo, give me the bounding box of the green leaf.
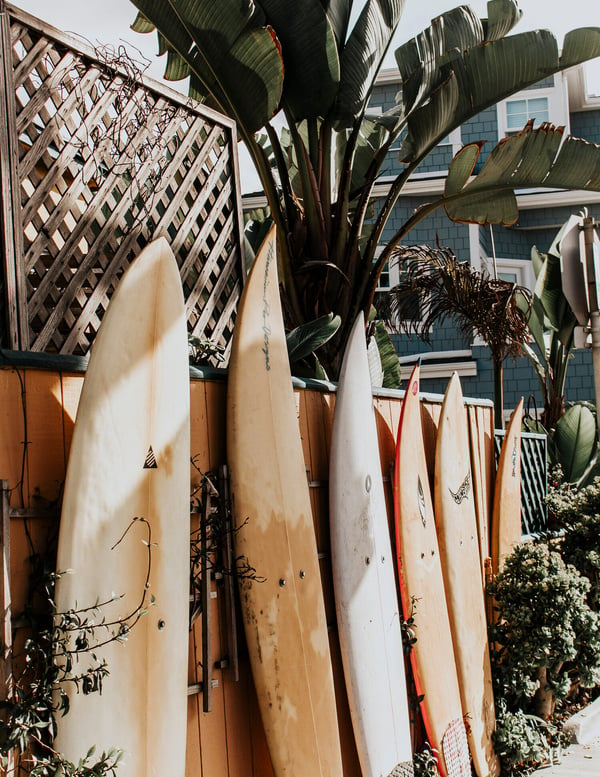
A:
[334,0,405,127]
[554,403,598,483]
[444,124,600,225]
[483,0,522,42]
[323,0,352,47]
[286,313,341,363]
[259,0,339,120]
[397,22,599,166]
[560,28,600,69]
[372,320,402,389]
[131,12,155,34]
[445,142,483,197]
[129,0,284,134]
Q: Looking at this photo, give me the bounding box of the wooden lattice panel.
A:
[0,4,244,360]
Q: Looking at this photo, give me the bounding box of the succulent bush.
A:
[546,474,600,610]
[489,541,600,720]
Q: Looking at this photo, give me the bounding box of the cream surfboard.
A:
[329,313,413,777]
[54,238,190,776]
[394,363,471,777]
[491,398,524,575]
[434,373,500,777]
[226,227,343,777]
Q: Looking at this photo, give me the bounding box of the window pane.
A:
[378,261,390,290]
[528,97,549,123]
[506,100,526,116]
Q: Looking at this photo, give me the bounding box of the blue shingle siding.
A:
[414,145,454,174]
[460,107,499,167]
[570,110,600,144]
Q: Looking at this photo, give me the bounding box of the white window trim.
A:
[480,255,536,290]
[399,350,477,379]
[472,250,535,347]
[497,73,570,140]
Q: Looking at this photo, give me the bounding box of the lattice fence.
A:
[0,3,245,360]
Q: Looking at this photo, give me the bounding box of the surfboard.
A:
[434,373,500,777]
[226,227,343,777]
[491,398,524,575]
[54,238,190,776]
[394,363,471,777]
[329,313,413,777]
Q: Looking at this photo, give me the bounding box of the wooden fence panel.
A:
[0,4,245,361]
[1,366,495,776]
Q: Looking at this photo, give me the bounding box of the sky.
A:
[13,0,600,190]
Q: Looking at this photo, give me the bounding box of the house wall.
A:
[370,73,600,414]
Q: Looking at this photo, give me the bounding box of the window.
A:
[497,75,569,140]
[505,96,549,135]
[486,257,535,290]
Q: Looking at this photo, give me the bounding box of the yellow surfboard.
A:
[226,227,343,777]
[434,373,500,777]
[491,398,524,575]
[394,363,470,777]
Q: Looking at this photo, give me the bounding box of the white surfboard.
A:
[329,313,413,777]
[54,238,190,777]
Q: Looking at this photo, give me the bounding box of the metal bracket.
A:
[188,465,239,712]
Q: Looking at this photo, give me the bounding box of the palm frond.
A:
[386,244,533,365]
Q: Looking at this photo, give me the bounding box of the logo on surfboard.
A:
[449,472,471,504]
[417,476,426,527]
[143,446,158,469]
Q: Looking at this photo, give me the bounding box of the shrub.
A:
[546,475,600,609]
[489,541,600,720]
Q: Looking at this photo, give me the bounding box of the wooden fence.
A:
[0,3,244,360]
[0,359,496,776]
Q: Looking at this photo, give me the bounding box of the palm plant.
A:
[128,0,600,377]
[384,244,532,427]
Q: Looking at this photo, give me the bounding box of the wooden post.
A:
[0,3,27,349]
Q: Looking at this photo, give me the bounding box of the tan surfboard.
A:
[491,398,524,575]
[54,238,190,776]
[226,227,343,777]
[434,373,500,777]
[394,363,471,777]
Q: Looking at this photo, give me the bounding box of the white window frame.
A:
[480,255,536,290]
[472,252,535,347]
[497,74,570,140]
